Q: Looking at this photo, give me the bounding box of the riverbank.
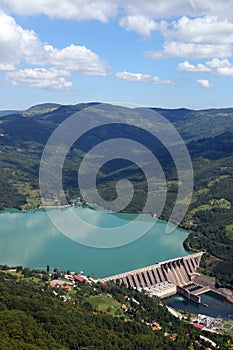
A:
[39,204,71,209]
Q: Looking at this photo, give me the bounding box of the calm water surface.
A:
[0,206,189,278]
[164,291,233,319]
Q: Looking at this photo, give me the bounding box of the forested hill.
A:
[0,268,231,349]
[0,103,233,288]
[151,107,233,141]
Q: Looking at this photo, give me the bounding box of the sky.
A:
[1,0,233,110]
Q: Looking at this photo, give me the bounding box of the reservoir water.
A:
[164,291,233,319]
[0,206,189,278]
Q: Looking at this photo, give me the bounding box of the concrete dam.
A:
[100,252,204,300]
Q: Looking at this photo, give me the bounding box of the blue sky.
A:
[1,0,233,110]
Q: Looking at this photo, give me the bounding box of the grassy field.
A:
[88,294,125,317]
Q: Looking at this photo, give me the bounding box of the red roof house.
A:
[193,323,204,330]
[74,275,86,283]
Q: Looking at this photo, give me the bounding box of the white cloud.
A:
[147,41,233,59]
[38,44,108,76]
[7,68,72,90]
[146,15,233,59]
[0,63,15,71]
[197,79,213,88]
[2,1,233,64]
[119,15,159,36]
[0,11,108,89]
[116,71,174,85]
[178,58,233,79]
[122,10,233,60]
[217,66,233,77]
[122,0,233,20]
[152,76,174,85]
[121,1,193,19]
[185,0,233,19]
[0,11,107,75]
[1,0,117,22]
[3,0,233,21]
[0,10,41,66]
[116,71,151,82]
[206,58,231,68]
[178,61,211,72]
[2,1,233,87]
[206,58,233,77]
[169,16,233,45]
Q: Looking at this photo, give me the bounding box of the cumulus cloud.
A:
[119,15,159,36]
[2,0,233,88]
[197,79,213,88]
[0,10,41,66]
[206,58,232,68]
[120,8,233,62]
[1,0,117,22]
[122,0,233,20]
[152,76,174,85]
[38,44,108,76]
[178,61,211,72]
[7,68,72,90]
[0,63,15,71]
[217,66,233,77]
[146,15,233,59]
[169,16,233,45]
[178,58,233,79]
[121,1,192,19]
[146,42,233,59]
[0,11,107,75]
[2,1,233,63]
[116,71,151,82]
[3,0,233,21]
[116,71,174,85]
[206,58,233,77]
[185,0,233,20]
[2,0,233,41]
[0,11,108,89]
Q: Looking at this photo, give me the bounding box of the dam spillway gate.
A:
[100,252,204,299]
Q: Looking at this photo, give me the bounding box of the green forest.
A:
[0,267,231,349]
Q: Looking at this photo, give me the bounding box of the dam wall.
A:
[100,252,204,291]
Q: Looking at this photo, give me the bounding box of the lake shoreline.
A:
[0,205,190,276]
[2,204,232,300]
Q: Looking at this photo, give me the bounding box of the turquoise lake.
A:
[0,206,190,278]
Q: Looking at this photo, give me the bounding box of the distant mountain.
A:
[19,103,61,117]
[0,110,19,117]
[0,102,233,288]
[151,107,233,141]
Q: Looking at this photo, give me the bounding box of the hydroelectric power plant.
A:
[100,252,206,302]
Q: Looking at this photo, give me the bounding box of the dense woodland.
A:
[0,268,232,349]
[0,103,233,289]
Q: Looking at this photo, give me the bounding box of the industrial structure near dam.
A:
[100,252,207,302]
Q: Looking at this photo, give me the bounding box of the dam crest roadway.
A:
[100,252,208,302]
